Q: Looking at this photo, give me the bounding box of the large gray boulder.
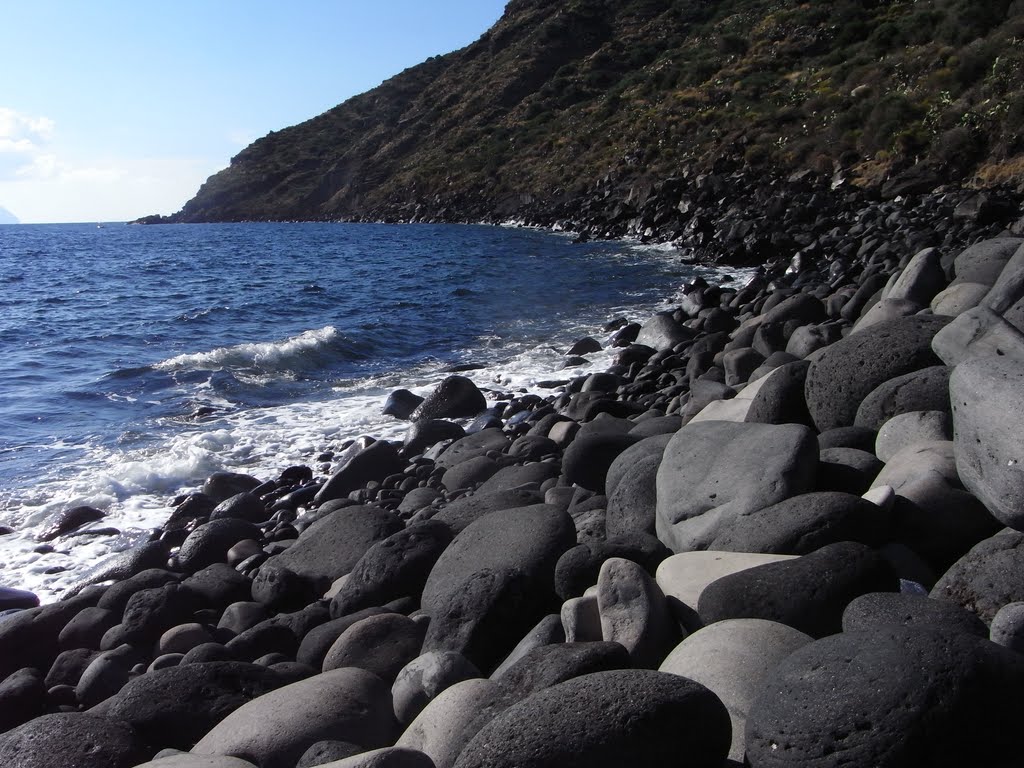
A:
[452,669,730,768]
[421,504,576,672]
[950,356,1024,530]
[191,668,397,768]
[655,421,818,552]
[931,529,1024,624]
[745,628,1024,768]
[804,315,949,431]
[0,712,149,768]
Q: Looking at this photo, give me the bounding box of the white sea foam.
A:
[155,325,343,374]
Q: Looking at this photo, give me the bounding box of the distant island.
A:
[156,0,1023,229]
[0,206,19,225]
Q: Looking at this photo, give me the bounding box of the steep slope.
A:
[169,0,1024,224]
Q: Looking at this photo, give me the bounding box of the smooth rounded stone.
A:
[182,563,252,608]
[931,529,1024,624]
[742,360,814,427]
[76,644,145,707]
[697,542,898,638]
[322,613,425,680]
[427,489,543,534]
[659,619,812,762]
[655,421,818,552]
[628,415,682,437]
[474,462,560,494]
[546,418,580,447]
[605,454,661,538]
[950,356,1024,529]
[785,323,841,358]
[853,365,951,431]
[251,563,316,611]
[182,643,235,665]
[0,587,39,613]
[269,505,402,592]
[46,647,101,689]
[210,492,267,524]
[404,420,466,456]
[119,583,202,648]
[218,601,269,636]
[204,472,262,504]
[441,455,499,491]
[804,315,950,431]
[158,623,214,655]
[990,601,1024,651]
[392,651,481,725]
[420,504,576,672]
[91,660,285,750]
[656,551,797,610]
[297,608,390,668]
[562,432,639,494]
[507,435,558,461]
[383,389,424,420]
[398,487,441,515]
[951,237,1023,285]
[58,605,118,650]
[816,447,883,495]
[97,568,180,614]
[397,678,498,768]
[745,627,1024,768]
[433,429,510,469]
[816,425,877,452]
[931,305,1024,366]
[148,653,184,671]
[331,520,453,617]
[0,667,46,732]
[567,336,602,356]
[722,347,765,387]
[840,272,889,323]
[870,440,959,494]
[560,595,602,642]
[38,504,105,541]
[297,741,364,767]
[178,519,263,574]
[489,614,565,679]
[687,395,752,423]
[635,312,695,351]
[708,492,888,555]
[411,376,487,421]
[841,592,988,637]
[192,667,398,768]
[854,298,925,333]
[315,441,407,505]
[875,410,952,462]
[314,747,435,768]
[597,557,679,668]
[887,247,947,306]
[0,712,149,768]
[452,669,730,768]
[579,372,621,394]
[931,281,989,316]
[604,433,672,498]
[134,755,258,768]
[224,620,299,663]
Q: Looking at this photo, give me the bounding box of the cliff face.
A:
[171,0,1024,224]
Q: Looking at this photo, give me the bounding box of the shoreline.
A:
[3,203,1024,765]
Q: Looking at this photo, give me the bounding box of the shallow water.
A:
[0,221,750,600]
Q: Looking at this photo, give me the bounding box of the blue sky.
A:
[0,1,508,223]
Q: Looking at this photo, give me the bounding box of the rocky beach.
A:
[2,179,1024,767]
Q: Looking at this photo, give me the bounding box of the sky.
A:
[0,0,509,223]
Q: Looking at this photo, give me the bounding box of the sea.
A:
[0,221,751,602]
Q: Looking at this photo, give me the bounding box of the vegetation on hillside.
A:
[171,0,1024,223]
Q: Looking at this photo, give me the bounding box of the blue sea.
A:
[0,222,747,600]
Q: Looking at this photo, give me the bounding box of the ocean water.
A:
[0,222,749,601]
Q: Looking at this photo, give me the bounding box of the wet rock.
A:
[203,472,262,504]
[383,389,425,420]
[38,505,105,541]
[315,441,407,505]
[411,376,487,421]
[178,519,262,574]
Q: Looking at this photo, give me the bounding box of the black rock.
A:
[91,660,285,749]
[931,529,1024,624]
[120,583,202,649]
[96,569,180,615]
[322,613,426,680]
[842,592,988,638]
[38,505,104,541]
[314,441,407,505]
[746,627,1024,767]
[178,518,263,574]
[404,419,466,456]
[411,375,487,421]
[0,667,46,732]
[562,432,639,494]
[297,740,366,767]
[383,389,425,420]
[210,492,268,524]
[697,541,898,637]
[0,713,149,768]
[854,365,952,430]
[0,586,40,612]
[181,562,253,609]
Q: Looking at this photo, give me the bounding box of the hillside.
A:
[167,0,1024,225]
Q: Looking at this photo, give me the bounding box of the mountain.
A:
[0,206,19,225]
[167,0,1024,225]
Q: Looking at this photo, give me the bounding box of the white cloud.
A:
[0,108,56,179]
[0,107,55,142]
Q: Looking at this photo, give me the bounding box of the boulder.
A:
[745,627,1024,767]
[635,313,695,351]
[314,442,406,505]
[392,651,481,725]
[38,505,105,541]
[411,376,487,421]
[655,421,818,552]
[433,429,510,469]
[452,669,730,768]
[656,551,797,610]
[875,411,952,462]
[383,389,424,420]
[396,678,498,768]
[322,613,426,680]
[0,712,149,768]
[191,667,398,768]
[596,558,679,668]
[421,504,576,672]
[853,365,951,430]
[562,432,639,493]
[804,315,950,431]
[931,529,1024,624]
[427,489,543,533]
[841,592,988,637]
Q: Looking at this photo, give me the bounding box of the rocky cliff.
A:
[166,0,1024,226]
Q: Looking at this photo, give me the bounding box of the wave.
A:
[154,325,367,376]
